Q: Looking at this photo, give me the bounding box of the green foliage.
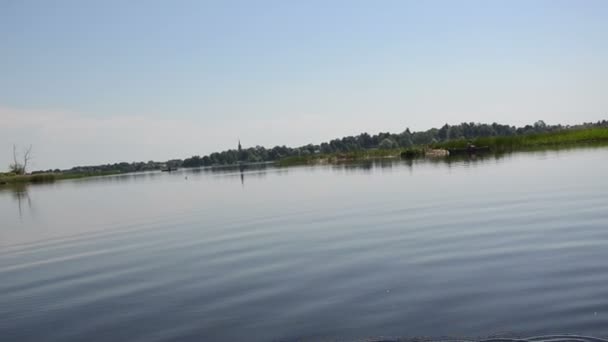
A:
[401,148,425,159]
[152,120,608,168]
[0,173,56,184]
[433,128,608,151]
[28,173,57,183]
[277,128,608,166]
[378,138,396,149]
[277,155,316,166]
[0,170,126,186]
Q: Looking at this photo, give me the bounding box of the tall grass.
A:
[0,173,57,184]
[0,170,123,186]
[434,128,608,152]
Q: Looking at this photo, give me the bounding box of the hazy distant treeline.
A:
[180,120,608,167]
[33,120,608,173]
[32,160,182,175]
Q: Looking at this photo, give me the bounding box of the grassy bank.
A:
[0,170,123,186]
[279,128,608,166]
[433,128,608,152]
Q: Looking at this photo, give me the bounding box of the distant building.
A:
[238,139,245,163]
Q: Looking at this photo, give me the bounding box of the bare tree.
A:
[23,145,32,174]
[9,144,32,175]
[9,144,23,174]
[12,144,18,170]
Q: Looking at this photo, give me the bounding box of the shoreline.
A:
[278,128,608,166]
[3,128,608,186]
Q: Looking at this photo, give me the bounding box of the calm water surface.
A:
[1,147,608,341]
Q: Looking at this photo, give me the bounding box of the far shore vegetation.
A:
[0,170,124,185]
[3,120,608,186]
[278,127,608,166]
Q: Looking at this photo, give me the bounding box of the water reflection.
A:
[1,143,605,218]
[1,183,34,220]
[187,162,278,188]
[2,145,608,340]
[71,170,165,185]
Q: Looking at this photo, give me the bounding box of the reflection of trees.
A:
[5,183,33,220]
[323,153,511,173]
[403,158,414,175]
[239,164,245,187]
[332,161,373,173]
[188,163,278,188]
[204,163,272,174]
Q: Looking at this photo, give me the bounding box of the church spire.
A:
[238,139,242,152]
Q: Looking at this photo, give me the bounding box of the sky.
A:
[1,0,607,170]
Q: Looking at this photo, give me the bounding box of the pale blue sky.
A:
[1,0,607,169]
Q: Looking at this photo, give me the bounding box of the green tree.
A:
[378,138,396,149]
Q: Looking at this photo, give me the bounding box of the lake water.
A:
[1,147,608,341]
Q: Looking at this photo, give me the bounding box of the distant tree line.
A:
[32,160,177,175]
[180,120,608,167]
[25,120,608,173]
